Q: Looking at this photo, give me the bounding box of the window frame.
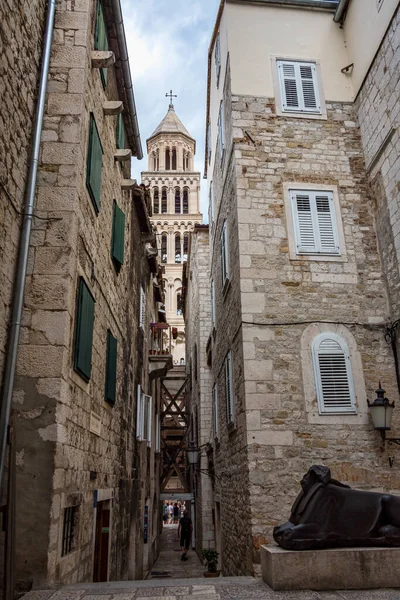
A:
[207,121,212,165]
[225,350,235,426]
[61,506,77,557]
[86,113,104,214]
[212,383,219,440]
[283,183,347,262]
[105,329,118,406]
[111,200,125,271]
[220,220,229,288]
[272,56,327,120]
[73,277,95,382]
[312,333,357,415]
[217,101,225,165]
[94,0,109,89]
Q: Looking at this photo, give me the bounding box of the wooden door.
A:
[93,501,110,582]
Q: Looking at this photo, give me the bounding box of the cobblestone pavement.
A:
[147,524,205,579]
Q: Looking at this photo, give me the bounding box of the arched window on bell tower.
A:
[175,234,181,263]
[156,149,160,170]
[161,233,167,263]
[166,147,171,170]
[185,153,190,170]
[153,188,159,213]
[172,147,177,170]
[183,233,189,262]
[175,188,181,214]
[161,187,167,213]
[183,188,189,214]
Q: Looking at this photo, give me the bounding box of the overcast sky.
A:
[122,0,220,220]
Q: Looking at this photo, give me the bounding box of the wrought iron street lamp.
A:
[368,383,400,446]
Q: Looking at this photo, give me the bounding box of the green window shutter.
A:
[112,201,125,268]
[86,114,103,213]
[116,113,125,150]
[95,1,108,88]
[105,330,118,405]
[74,278,95,382]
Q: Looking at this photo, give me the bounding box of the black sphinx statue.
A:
[273,465,400,550]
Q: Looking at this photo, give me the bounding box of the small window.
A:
[177,293,182,316]
[211,279,216,329]
[161,233,167,263]
[166,147,171,170]
[217,102,225,164]
[94,0,108,89]
[153,188,159,214]
[312,333,356,414]
[215,32,221,87]
[220,220,229,286]
[74,278,95,382]
[175,188,181,214]
[105,330,117,405]
[225,351,234,425]
[290,190,339,255]
[161,188,167,214]
[111,201,125,271]
[277,60,321,114]
[183,188,189,214]
[212,384,219,440]
[207,122,212,165]
[172,148,177,170]
[139,287,146,329]
[62,506,77,557]
[175,234,181,264]
[86,114,103,214]
[116,113,125,150]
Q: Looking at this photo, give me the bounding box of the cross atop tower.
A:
[165,89,177,108]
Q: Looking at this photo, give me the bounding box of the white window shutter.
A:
[139,287,145,328]
[313,335,356,414]
[136,384,143,440]
[278,60,321,113]
[220,221,229,284]
[292,192,316,253]
[315,194,339,254]
[145,395,152,446]
[218,102,224,163]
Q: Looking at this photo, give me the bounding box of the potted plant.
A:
[202,548,220,577]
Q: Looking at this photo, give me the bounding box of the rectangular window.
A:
[277,60,321,114]
[212,384,219,440]
[116,112,125,150]
[105,330,117,405]
[139,287,146,329]
[225,351,234,425]
[111,201,125,270]
[136,384,143,439]
[95,0,108,88]
[86,114,103,213]
[207,121,212,165]
[136,386,152,444]
[215,32,221,87]
[211,279,216,329]
[290,190,339,255]
[220,220,229,286]
[61,506,76,557]
[217,102,225,164]
[74,277,95,382]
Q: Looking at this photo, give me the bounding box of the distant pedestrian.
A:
[178,509,192,561]
[168,503,174,524]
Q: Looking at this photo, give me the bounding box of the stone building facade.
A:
[182,226,215,557]
[187,0,400,577]
[142,105,202,364]
[0,0,167,590]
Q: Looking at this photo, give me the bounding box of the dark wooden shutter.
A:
[95,0,108,88]
[112,201,125,268]
[74,278,95,381]
[116,113,125,150]
[86,114,103,213]
[105,330,118,405]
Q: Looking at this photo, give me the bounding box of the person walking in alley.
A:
[173,502,179,523]
[178,509,192,561]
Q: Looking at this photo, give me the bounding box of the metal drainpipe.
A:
[0,0,57,494]
[111,0,143,160]
[333,0,351,23]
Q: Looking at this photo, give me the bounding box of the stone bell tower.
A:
[141,97,202,364]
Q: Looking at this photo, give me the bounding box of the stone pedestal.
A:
[261,544,400,591]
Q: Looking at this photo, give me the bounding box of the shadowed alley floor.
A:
[148,523,205,579]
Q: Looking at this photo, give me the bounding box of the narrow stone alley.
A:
[148,525,204,579]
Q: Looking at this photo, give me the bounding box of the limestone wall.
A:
[13,0,157,589]
[357,6,400,323]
